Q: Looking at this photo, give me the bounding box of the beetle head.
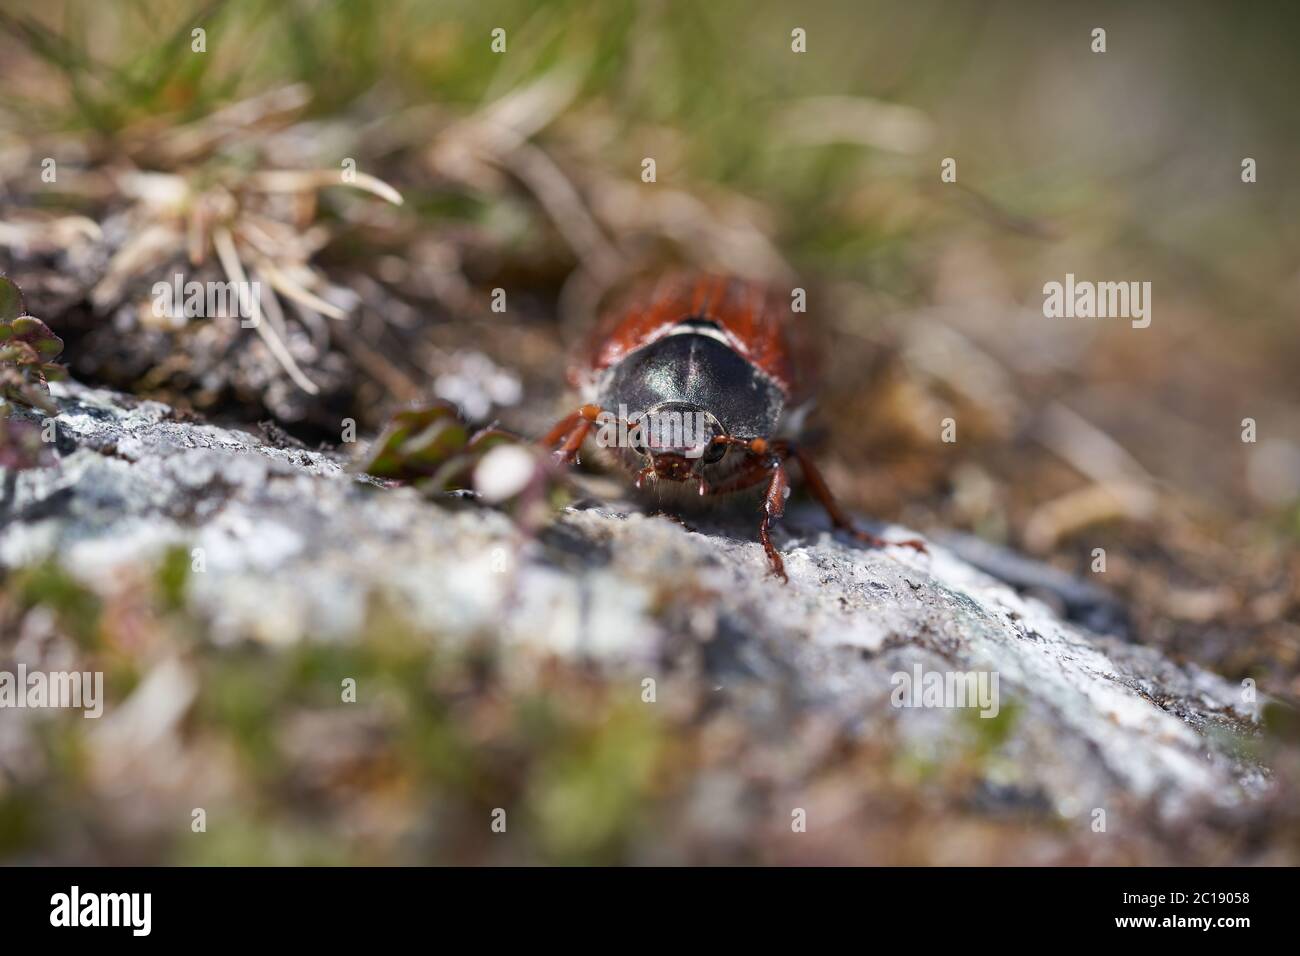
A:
[627,400,727,487]
[599,330,784,491]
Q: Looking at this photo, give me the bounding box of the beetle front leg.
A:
[540,404,603,465]
[696,445,791,581]
[758,454,791,581]
[785,444,927,554]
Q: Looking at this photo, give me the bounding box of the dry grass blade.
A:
[91,223,180,310]
[0,215,103,254]
[481,63,585,139]
[256,258,348,320]
[213,226,319,395]
[429,63,622,280]
[248,169,404,206]
[135,85,314,164]
[503,141,623,283]
[1035,401,1155,487]
[1023,481,1157,553]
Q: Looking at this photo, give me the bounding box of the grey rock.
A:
[0,380,1269,828]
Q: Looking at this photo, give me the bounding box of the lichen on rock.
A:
[0,379,1276,864]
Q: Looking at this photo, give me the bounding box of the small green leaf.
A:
[359,403,470,481]
[0,276,24,323]
[8,316,63,361]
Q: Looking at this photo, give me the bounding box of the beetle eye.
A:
[629,420,649,456]
[701,440,727,465]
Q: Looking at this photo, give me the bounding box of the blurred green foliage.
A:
[4,0,1299,304]
[12,562,102,649]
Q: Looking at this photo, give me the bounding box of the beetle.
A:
[541,273,926,580]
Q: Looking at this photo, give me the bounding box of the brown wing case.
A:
[573,273,805,398]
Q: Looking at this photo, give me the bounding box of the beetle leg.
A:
[696,448,790,580]
[758,454,791,581]
[541,404,604,465]
[540,411,582,448]
[697,445,776,497]
[554,417,593,464]
[783,443,927,554]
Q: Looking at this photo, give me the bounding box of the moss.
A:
[1262,701,1300,745]
[155,545,192,612]
[177,815,354,866]
[965,695,1020,758]
[0,790,43,858]
[13,562,102,649]
[525,698,665,864]
[195,652,287,781]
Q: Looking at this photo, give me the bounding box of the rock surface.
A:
[0,380,1272,862]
